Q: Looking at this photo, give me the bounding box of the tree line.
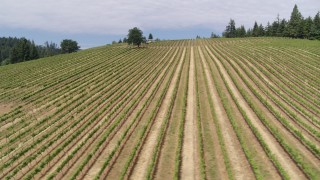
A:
[222,4,320,40]
[0,37,80,66]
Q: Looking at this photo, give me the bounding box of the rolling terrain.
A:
[0,38,319,179]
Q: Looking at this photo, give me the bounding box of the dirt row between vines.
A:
[204,45,307,179]
[199,46,255,180]
[105,48,182,179]
[130,48,186,179]
[82,48,175,179]
[181,47,198,179]
[209,44,320,176]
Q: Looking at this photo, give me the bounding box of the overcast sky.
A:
[0,0,319,48]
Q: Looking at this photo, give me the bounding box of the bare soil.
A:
[154,50,189,180]
[203,46,281,179]
[199,47,255,180]
[205,46,307,179]
[0,103,13,116]
[83,48,175,180]
[130,48,186,179]
[181,47,199,179]
[194,48,228,179]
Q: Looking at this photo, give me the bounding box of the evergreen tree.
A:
[252,21,259,37]
[240,25,246,37]
[221,4,319,40]
[313,12,320,39]
[235,27,241,37]
[271,21,279,36]
[235,25,246,37]
[303,17,314,39]
[0,37,20,64]
[39,41,60,57]
[274,14,281,36]
[21,39,30,61]
[265,22,272,36]
[288,4,303,38]
[0,37,61,65]
[10,47,19,64]
[258,24,265,36]
[29,41,39,60]
[246,28,253,37]
[15,38,30,62]
[148,33,153,40]
[9,38,34,63]
[314,12,320,30]
[278,19,288,37]
[223,19,236,38]
[210,32,220,38]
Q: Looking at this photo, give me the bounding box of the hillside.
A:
[0,38,319,179]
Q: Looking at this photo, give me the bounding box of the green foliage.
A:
[223,19,236,38]
[235,25,246,38]
[210,32,220,38]
[258,24,265,36]
[60,39,80,53]
[304,17,315,39]
[312,12,320,39]
[174,65,188,180]
[0,37,62,66]
[0,37,20,64]
[38,41,61,57]
[148,33,153,40]
[127,27,144,47]
[10,38,39,64]
[223,4,319,40]
[252,21,259,37]
[265,22,272,36]
[288,4,303,38]
[194,51,206,179]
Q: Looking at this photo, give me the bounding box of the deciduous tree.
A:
[60,39,80,53]
[127,27,144,47]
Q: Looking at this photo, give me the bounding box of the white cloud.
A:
[0,0,319,35]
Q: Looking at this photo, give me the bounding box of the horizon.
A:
[1,0,319,49]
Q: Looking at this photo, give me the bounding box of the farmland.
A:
[0,38,319,179]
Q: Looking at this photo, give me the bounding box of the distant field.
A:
[0,38,319,179]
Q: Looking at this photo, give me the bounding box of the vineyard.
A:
[0,38,319,179]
